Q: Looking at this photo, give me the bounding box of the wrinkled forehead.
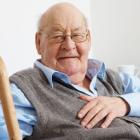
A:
[39,8,87,32]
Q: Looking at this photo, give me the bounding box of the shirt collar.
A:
[86,59,106,80]
[34,60,70,88]
[34,59,106,87]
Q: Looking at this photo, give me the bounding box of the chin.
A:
[62,67,80,76]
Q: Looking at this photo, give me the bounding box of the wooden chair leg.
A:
[0,57,22,140]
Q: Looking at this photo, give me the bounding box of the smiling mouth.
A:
[58,56,78,60]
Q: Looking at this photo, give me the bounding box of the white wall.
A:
[90,0,140,69]
[1,0,140,75]
[0,0,91,75]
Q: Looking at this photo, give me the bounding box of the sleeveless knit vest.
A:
[10,68,140,140]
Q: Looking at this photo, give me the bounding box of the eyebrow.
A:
[49,25,86,32]
[49,25,65,32]
[72,27,84,32]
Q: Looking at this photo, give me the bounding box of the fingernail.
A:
[81,121,86,127]
[78,113,83,118]
[86,124,92,129]
[101,124,106,128]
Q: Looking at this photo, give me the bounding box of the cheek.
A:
[42,44,60,65]
[47,44,60,57]
[77,45,90,58]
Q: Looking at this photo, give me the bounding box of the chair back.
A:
[0,57,22,140]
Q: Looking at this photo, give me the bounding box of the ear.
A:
[87,30,92,50]
[35,32,42,55]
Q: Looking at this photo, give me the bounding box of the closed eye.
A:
[51,35,64,39]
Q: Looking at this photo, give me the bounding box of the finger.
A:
[81,104,103,127]
[79,95,95,101]
[101,112,116,128]
[86,108,108,129]
[78,99,97,119]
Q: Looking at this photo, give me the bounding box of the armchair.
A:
[0,57,22,140]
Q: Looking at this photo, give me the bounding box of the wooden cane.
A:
[0,57,22,140]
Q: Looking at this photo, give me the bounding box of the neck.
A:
[69,71,90,90]
[79,76,90,90]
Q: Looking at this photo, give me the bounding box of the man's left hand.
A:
[77,95,130,129]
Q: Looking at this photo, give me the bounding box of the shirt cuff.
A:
[120,93,140,117]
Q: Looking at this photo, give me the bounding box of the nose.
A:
[61,36,76,50]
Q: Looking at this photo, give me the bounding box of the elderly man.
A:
[1,2,140,140]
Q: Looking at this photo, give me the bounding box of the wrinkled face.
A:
[36,8,91,84]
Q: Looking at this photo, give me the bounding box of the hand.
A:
[77,95,130,129]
